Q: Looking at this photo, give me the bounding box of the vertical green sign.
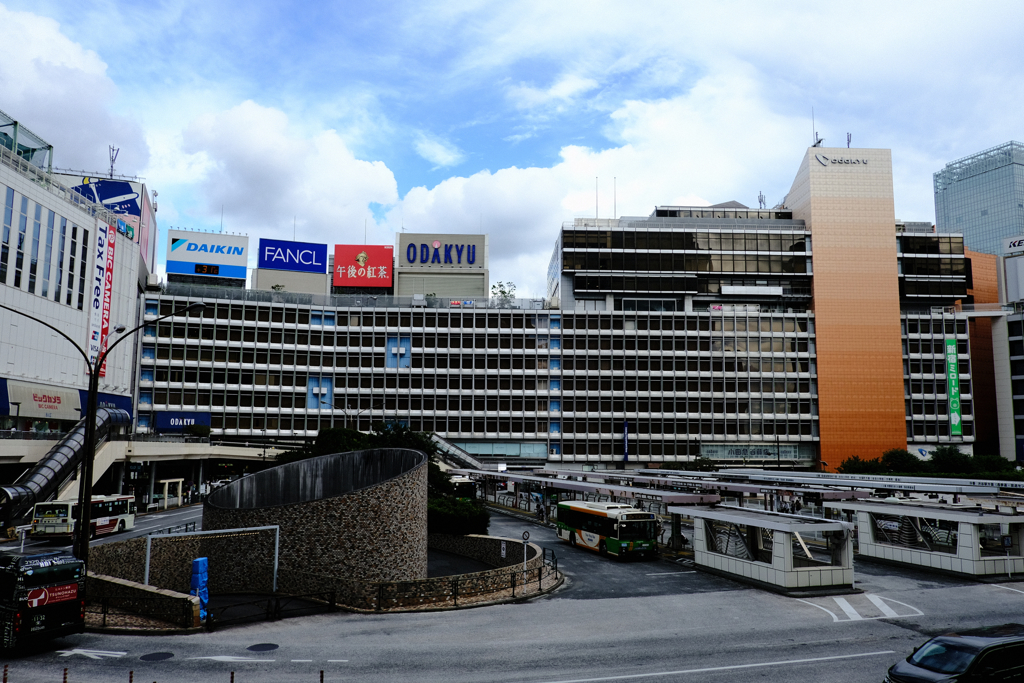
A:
[945,338,962,437]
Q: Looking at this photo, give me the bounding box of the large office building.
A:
[134,147,980,469]
[934,141,1024,256]
[0,105,989,470]
[0,109,142,438]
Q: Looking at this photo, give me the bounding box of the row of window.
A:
[561,229,806,251]
[901,281,968,297]
[564,253,809,274]
[905,339,969,355]
[898,235,966,255]
[0,185,88,309]
[900,257,967,276]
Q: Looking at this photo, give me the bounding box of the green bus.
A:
[556,501,660,559]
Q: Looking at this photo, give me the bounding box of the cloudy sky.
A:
[1,1,1020,295]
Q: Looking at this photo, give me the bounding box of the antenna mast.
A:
[758,192,766,210]
[847,132,852,148]
[108,146,119,179]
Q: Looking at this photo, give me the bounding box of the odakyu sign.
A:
[166,229,249,280]
[398,233,487,270]
[258,238,327,273]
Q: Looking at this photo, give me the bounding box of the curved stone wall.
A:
[204,449,428,583]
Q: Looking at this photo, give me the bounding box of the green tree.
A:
[837,455,884,474]
[971,453,1015,474]
[880,448,925,473]
[490,281,516,307]
[929,445,973,474]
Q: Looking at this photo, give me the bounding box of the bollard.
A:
[3,663,7,683]
[230,672,235,683]
[129,673,133,683]
[320,671,324,683]
[63,668,68,683]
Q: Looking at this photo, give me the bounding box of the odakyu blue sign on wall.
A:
[154,411,211,432]
[405,241,477,265]
[258,238,328,274]
[397,234,487,269]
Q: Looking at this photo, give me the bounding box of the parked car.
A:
[886,624,1024,682]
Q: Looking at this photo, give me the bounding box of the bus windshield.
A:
[34,504,70,517]
[22,565,82,589]
[618,521,659,541]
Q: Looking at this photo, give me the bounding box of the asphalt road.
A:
[4,511,1024,683]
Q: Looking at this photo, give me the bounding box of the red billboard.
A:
[333,245,393,287]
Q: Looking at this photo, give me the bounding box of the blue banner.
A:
[154,411,211,432]
[78,390,134,419]
[258,238,328,273]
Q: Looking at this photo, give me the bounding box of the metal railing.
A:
[205,592,339,631]
[87,595,195,629]
[0,145,121,225]
[158,283,556,311]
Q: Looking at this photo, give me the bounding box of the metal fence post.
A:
[377,583,384,611]
[452,576,458,607]
[511,570,516,598]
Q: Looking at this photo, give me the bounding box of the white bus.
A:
[31,495,136,540]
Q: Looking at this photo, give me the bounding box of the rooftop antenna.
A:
[847,132,852,148]
[108,146,119,179]
[811,107,824,147]
[758,192,766,210]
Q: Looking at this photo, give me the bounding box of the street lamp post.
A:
[0,301,204,566]
[321,399,384,431]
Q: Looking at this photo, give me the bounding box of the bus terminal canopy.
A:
[674,505,854,534]
[452,469,721,505]
[531,468,871,501]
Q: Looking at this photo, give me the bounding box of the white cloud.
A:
[389,67,807,297]
[413,133,465,168]
[507,74,599,112]
[0,4,148,173]
[179,100,399,251]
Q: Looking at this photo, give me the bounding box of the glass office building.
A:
[934,141,1024,255]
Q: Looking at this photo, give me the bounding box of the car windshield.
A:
[909,640,979,674]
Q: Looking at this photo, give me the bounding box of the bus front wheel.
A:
[599,540,607,556]
[117,520,125,533]
[569,533,576,547]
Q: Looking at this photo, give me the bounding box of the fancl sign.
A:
[397,233,488,270]
[258,238,327,273]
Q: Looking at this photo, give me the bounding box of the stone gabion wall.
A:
[428,534,541,568]
[204,453,428,583]
[88,528,278,595]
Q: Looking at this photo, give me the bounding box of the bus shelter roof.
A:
[452,469,720,505]
[823,500,1024,524]
[674,505,853,533]
[531,469,869,500]
[685,469,1006,495]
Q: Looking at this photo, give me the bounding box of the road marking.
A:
[327,660,349,662]
[833,597,863,621]
[645,571,696,576]
[291,659,313,662]
[57,649,126,659]
[190,656,272,662]
[796,594,922,622]
[528,650,896,683]
[794,599,840,622]
[866,594,901,618]
[994,585,1024,595]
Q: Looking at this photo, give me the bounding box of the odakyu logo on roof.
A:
[815,153,869,167]
[405,240,477,265]
[170,237,245,256]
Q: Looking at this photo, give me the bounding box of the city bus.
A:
[0,550,85,649]
[31,495,136,540]
[556,501,660,559]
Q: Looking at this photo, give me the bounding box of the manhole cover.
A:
[140,652,174,662]
[247,643,279,652]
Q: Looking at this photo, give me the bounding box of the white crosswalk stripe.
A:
[796,593,923,622]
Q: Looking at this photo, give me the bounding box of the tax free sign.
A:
[258,238,327,273]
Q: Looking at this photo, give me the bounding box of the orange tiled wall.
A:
[788,149,908,470]
[965,249,999,455]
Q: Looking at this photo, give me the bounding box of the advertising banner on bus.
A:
[333,244,393,287]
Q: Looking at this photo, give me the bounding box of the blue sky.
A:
[1,1,1021,295]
